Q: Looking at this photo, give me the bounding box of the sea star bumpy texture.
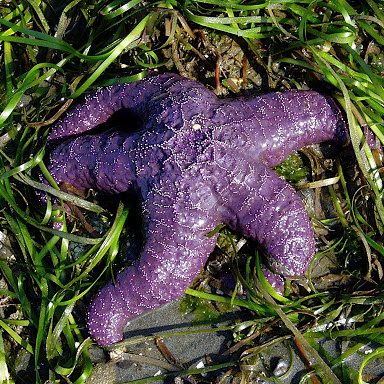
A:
[47,73,345,345]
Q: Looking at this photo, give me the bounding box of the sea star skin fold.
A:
[46,73,345,345]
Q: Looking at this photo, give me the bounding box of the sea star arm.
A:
[87,175,219,345]
[47,131,138,193]
[48,82,152,143]
[47,73,214,144]
[252,91,345,167]
[217,159,315,290]
[212,90,345,167]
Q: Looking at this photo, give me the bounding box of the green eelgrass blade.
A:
[71,13,152,97]
[0,319,34,355]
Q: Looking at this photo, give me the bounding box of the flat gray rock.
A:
[87,298,236,383]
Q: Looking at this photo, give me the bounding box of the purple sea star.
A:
[46,72,345,345]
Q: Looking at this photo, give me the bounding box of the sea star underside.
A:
[46,73,345,345]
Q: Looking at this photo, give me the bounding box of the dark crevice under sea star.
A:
[46,72,346,345]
